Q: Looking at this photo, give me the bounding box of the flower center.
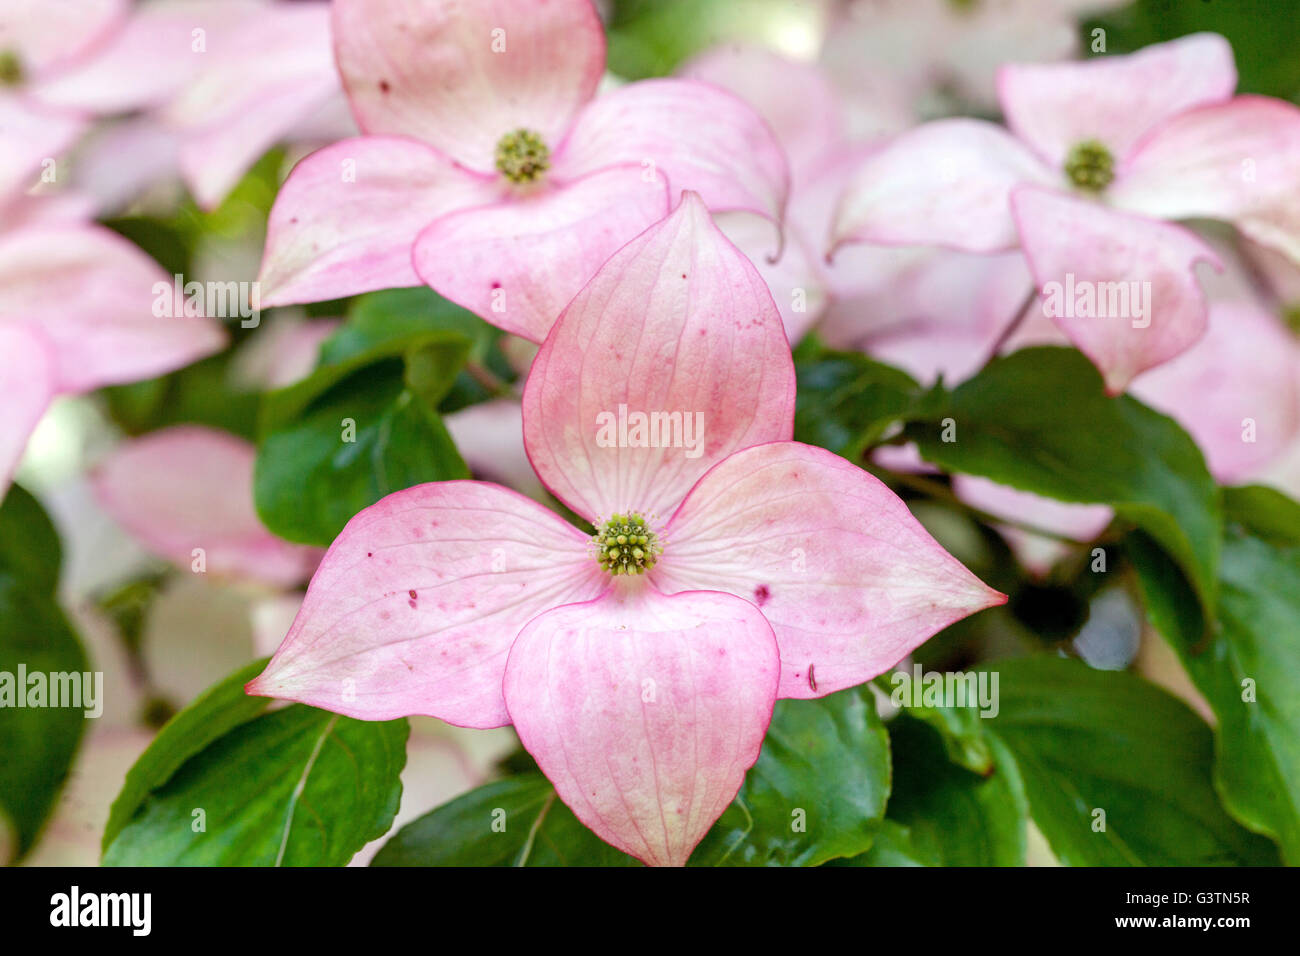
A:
[1284,303,1300,336]
[495,128,550,184]
[593,512,662,576]
[0,50,23,86]
[1064,139,1115,192]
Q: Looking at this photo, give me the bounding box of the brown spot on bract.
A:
[379,80,391,93]
[409,589,418,599]
[808,664,817,692]
[754,584,770,606]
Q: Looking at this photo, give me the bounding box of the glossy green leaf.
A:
[794,347,927,460]
[255,363,469,546]
[830,819,940,867]
[906,347,1221,619]
[372,773,639,867]
[0,483,60,594]
[0,577,89,863]
[691,685,891,866]
[986,656,1279,865]
[879,714,1027,866]
[0,486,87,863]
[1133,485,1300,863]
[103,706,408,866]
[102,658,271,850]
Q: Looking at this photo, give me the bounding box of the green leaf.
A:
[259,324,471,435]
[0,486,87,863]
[255,363,469,546]
[0,577,89,863]
[325,288,497,368]
[103,352,264,443]
[103,706,408,866]
[691,685,891,866]
[0,483,60,594]
[794,348,926,459]
[907,347,1222,619]
[985,656,1279,865]
[372,773,639,866]
[254,295,477,545]
[102,658,271,850]
[829,819,940,867]
[377,687,890,867]
[879,714,1028,866]
[878,670,995,775]
[1134,486,1300,863]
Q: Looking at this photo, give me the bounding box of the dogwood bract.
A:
[0,195,225,492]
[248,194,1003,866]
[255,0,788,345]
[830,33,1300,393]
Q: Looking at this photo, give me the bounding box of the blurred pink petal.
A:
[1012,186,1221,394]
[831,119,1053,255]
[998,33,1236,168]
[821,0,1130,113]
[680,45,848,181]
[655,442,1007,700]
[0,224,226,390]
[1132,301,1300,482]
[503,586,779,867]
[67,117,182,215]
[412,164,669,343]
[166,2,340,209]
[333,0,604,172]
[820,249,1032,386]
[230,315,340,390]
[0,92,86,198]
[716,210,825,344]
[247,481,608,728]
[1110,96,1300,264]
[953,474,1114,577]
[0,0,126,81]
[0,324,57,491]
[522,192,795,522]
[91,426,321,587]
[443,399,545,501]
[32,0,263,114]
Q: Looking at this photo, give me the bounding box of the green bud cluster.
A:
[0,50,23,86]
[1064,139,1115,192]
[495,128,550,184]
[593,512,661,576]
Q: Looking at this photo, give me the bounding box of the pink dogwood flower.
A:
[256,0,788,344]
[247,194,1003,866]
[831,34,1300,393]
